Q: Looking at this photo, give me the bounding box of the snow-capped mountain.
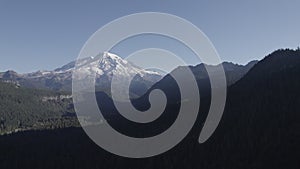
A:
[0,52,162,96]
[72,52,160,81]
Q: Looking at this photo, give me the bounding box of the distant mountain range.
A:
[0,52,257,96]
[0,52,161,97]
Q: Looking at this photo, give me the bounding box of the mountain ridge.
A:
[0,53,257,93]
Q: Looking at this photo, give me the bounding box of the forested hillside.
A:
[0,82,77,134]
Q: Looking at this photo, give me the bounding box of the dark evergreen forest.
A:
[0,49,299,169]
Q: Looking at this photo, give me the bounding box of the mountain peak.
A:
[1,70,20,79]
[98,52,128,70]
[102,52,122,60]
[5,70,18,74]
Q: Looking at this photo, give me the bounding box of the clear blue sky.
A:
[1,0,300,73]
